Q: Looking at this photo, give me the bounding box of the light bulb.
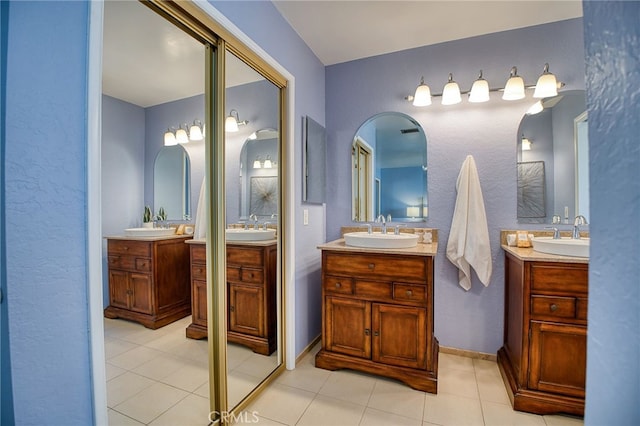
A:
[533,63,558,98]
[164,129,177,146]
[412,77,432,107]
[468,70,490,103]
[503,66,525,100]
[176,126,189,144]
[441,73,461,105]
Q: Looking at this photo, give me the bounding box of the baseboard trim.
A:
[439,345,497,361]
[295,334,321,365]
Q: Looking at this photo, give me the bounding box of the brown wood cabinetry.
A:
[498,252,588,415]
[185,241,278,356]
[316,249,438,393]
[104,236,191,329]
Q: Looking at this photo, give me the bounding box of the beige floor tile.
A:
[476,372,510,405]
[228,370,263,408]
[106,372,155,407]
[109,345,162,370]
[194,381,210,399]
[439,352,476,372]
[235,413,287,425]
[423,393,484,426]
[105,362,127,381]
[132,353,185,381]
[104,337,138,360]
[473,358,502,379]
[481,401,547,426]
[543,413,584,426]
[296,394,365,426]
[108,408,144,426]
[360,407,422,426]
[144,331,187,353]
[318,369,377,406]
[166,335,209,362]
[367,378,426,420]
[234,352,279,379]
[114,382,189,424]
[246,383,315,425]
[274,363,331,393]
[227,342,255,370]
[148,393,211,426]
[437,368,480,399]
[160,361,209,392]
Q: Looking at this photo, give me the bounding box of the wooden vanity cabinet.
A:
[316,250,438,393]
[498,252,588,415]
[185,242,278,356]
[104,236,191,329]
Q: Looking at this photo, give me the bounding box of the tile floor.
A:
[105,318,584,426]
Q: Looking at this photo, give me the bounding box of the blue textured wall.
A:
[583,1,640,423]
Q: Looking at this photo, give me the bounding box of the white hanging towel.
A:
[446,155,492,291]
[193,177,207,239]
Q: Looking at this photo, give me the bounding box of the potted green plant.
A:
[157,207,167,222]
[143,205,153,228]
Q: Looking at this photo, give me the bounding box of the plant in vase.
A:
[143,205,153,228]
[156,207,167,228]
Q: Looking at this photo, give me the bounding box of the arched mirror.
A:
[352,112,428,222]
[153,145,191,220]
[517,90,588,223]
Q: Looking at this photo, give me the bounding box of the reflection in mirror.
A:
[225,50,281,411]
[352,112,428,222]
[153,145,191,220]
[517,90,587,223]
[303,116,326,204]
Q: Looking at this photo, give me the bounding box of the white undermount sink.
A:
[344,231,419,249]
[531,237,590,258]
[124,227,176,237]
[225,228,276,241]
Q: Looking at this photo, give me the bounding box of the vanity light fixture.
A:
[502,66,525,100]
[406,206,420,218]
[164,128,177,146]
[441,73,462,105]
[263,155,273,169]
[533,63,558,98]
[253,156,262,169]
[412,76,432,106]
[521,135,532,151]
[189,120,204,141]
[176,124,189,144]
[225,109,249,132]
[468,70,490,103]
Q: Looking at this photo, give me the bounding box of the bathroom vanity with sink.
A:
[498,238,588,415]
[185,239,278,356]
[316,234,439,393]
[104,234,191,329]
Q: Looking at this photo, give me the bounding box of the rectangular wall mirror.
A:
[302,115,326,204]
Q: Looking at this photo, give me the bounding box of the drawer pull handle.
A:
[550,304,558,312]
[368,263,375,270]
[335,282,342,288]
[406,290,413,297]
[123,246,129,251]
[364,328,370,336]
[374,331,379,337]
[230,305,235,312]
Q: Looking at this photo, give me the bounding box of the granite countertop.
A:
[318,238,437,257]
[185,238,277,247]
[104,234,191,242]
[502,244,589,264]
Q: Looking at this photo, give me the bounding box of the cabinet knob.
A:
[406,290,413,297]
[123,246,129,251]
[550,304,558,312]
[364,328,370,336]
[335,282,342,288]
[374,331,379,337]
[230,305,235,312]
[368,263,375,270]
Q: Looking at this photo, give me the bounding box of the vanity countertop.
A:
[185,238,277,247]
[318,238,437,257]
[104,234,190,242]
[502,244,589,264]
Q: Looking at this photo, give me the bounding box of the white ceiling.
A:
[102,0,582,108]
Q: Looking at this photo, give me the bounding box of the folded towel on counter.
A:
[446,155,492,291]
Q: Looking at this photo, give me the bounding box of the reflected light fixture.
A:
[176,125,189,144]
[164,128,177,146]
[526,101,544,115]
[522,135,532,151]
[502,66,525,100]
[407,206,420,218]
[533,63,558,98]
[441,73,461,105]
[412,76,432,106]
[263,155,273,169]
[468,70,490,103]
[225,109,249,132]
[253,156,262,169]
[189,120,203,141]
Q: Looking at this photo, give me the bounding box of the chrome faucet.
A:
[364,223,373,234]
[545,226,561,239]
[245,214,258,230]
[376,214,387,234]
[573,215,588,239]
[394,223,407,235]
[262,221,272,230]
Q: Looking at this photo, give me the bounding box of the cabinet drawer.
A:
[324,276,354,295]
[531,295,576,319]
[393,284,426,304]
[108,255,135,270]
[227,266,263,284]
[192,264,206,281]
[324,252,427,282]
[227,246,263,267]
[355,280,392,300]
[191,245,206,263]
[109,240,151,257]
[576,298,588,320]
[531,263,588,294]
[135,258,151,272]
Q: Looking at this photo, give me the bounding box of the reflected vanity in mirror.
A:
[153,145,191,220]
[352,112,428,223]
[517,90,588,223]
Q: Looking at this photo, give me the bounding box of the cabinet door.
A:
[325,297,371,359]
[529,321,586,398]
[109,269,130,310]
[130,273,153,314]
[372,303,426,369]
[229,283,263,337]
[192,279,208,327]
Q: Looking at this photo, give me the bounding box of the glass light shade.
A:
[176,127,189,144]
[253,158,262,169]
[412,77,432,106]
[526,101,544,115]
[441,74,461,105]
[468,78,490,103]
[189,123,203,141]
[406,206,420,218]
[225,115,239,132]
[522,138,532,150]
[263,156,272,169]
[164,130,177,146]
[502,75,525,100]
[533,72,558,98]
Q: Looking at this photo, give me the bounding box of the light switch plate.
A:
[303,209,309,225]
